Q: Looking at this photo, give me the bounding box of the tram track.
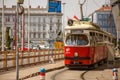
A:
[51,68,68,80]
[80,70,89,80]
[50,67,90,80]
[50,64,108,80]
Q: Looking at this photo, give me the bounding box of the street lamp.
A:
[28,0,30,50]
[116,18,120,56]
[2,0,4,51]
[62,2,66,34]
[16,0,24,80]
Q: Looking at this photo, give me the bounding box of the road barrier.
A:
[0,49,64,70]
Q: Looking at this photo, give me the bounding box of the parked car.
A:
[32,45,40,50]
[39,45,49,49]
[19,47,32,51]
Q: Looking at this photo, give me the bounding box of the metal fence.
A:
[0,49,64,70]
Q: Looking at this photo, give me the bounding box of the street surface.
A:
[27,59,120,80]
[0,58,120,80]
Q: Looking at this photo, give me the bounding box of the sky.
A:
[0,0,110,25]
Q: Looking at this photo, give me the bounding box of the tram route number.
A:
[71,30,83,34]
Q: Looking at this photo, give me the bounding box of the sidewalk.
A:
[97,58,120,80]
[97,68,120,80]
[0,60,64,80]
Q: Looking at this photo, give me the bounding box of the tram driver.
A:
[78,35,88,45]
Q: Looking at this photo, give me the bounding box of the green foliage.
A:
[5,27,12,50]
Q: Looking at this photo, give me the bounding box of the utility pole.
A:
[28,0,30,50]
[16,0,24,80]
[78,0,86,20]
[21,11,25,50]
[16,3,20,80]
[116,18,120,56]
[2,0,4,51]
[62,3,66,34]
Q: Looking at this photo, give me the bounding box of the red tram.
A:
[64,19,115,68]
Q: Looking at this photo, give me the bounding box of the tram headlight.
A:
[67,19,73,26]
[74,52,78,57]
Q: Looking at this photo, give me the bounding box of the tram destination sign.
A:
[71,30,83,34]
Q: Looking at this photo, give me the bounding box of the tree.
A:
[6,27,12,50]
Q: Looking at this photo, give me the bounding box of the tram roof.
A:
[65,20,115,38]
[65,20,100,30]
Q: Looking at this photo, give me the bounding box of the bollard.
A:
[112,68,118,80]
[40,68,46,80]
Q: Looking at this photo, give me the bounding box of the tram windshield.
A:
[66,34,88,45]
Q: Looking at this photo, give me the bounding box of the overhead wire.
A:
[92,0,101,8]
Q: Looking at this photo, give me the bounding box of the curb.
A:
[19,66,65,80]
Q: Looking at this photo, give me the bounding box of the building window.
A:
[50,18,52,23]
[33,28,36,32]
[31,33,33,38]
[33,17,36,22]
[50,25,52,30]
[98,21,102,27]
[38,33,41,38]
[43,24,46,30]
[38,17,41,22]
[33,33,36,38]
[36,34,38,38]
[43,17,45,23]
[98,14,102,19]
[58,19,60,23]
[33,22,36,27]
[43,33,46,38]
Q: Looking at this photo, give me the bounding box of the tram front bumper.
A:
[65,57,91,66]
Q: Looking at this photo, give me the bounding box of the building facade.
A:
[0,5,63,49]
[96,5,117,37]
[110,0,120,39]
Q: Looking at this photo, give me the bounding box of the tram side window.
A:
[99,34,103,42]
[95,33,99,42]
[109,37,111,42]
[112,38,116,44]
[104,35,108,41]
[90,32,95,45]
